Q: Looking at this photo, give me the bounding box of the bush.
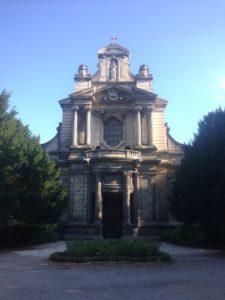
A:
[161,224,208,246]
[50,240,170,262]
[0,224,57,247]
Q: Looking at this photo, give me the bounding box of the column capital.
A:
[146,106,153,112]
[134,106,142,111]
[123,172,132,177]
[72,106,79,111]
[84,106,92,110]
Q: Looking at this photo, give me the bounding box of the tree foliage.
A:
[0,91,67,226]
[169,107,225,240]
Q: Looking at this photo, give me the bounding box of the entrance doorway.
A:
[102,192,123,239]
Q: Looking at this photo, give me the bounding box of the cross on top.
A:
[111,36,117,44]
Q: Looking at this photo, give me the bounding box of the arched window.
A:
[104,117,123,147]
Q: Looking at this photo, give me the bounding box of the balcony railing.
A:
[85,149,142,161]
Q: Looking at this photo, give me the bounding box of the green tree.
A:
[0,91,67,226]
[169,107,225,241]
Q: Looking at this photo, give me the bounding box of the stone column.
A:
[85,107,91,146]
[72,106,78,146]
[95,174,102,224]
[123,173,131,225]
[147,109,153,145]
[136,107,142,146]
[151,176,157,222]
[68,174,75,220]
[133,172,139,225]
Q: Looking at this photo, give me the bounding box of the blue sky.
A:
[1,0,225,143]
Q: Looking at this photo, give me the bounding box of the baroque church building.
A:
[43,38,183,239]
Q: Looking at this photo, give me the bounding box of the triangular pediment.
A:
[70,87,94,97]
[67,84,159,103]
[94,85,158,103]
[132,86,158,98]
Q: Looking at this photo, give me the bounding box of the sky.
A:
[1,0,225,144]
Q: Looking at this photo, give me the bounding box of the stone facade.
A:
[43,38,183,238]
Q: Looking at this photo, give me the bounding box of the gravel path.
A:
[0,241,225,300]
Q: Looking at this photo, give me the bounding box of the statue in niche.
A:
[110,61,117,80]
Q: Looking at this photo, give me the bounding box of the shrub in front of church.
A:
[0,224,57,247]
[50,240,170,262]
[0,91,67,241]
[161,224,208,246]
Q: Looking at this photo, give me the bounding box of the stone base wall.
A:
[59,158,176,239]
[69,173,89,222]
[58,222,174,240]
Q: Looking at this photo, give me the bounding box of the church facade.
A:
[43,38,183,239]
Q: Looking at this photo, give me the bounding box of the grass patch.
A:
[50,240,170,263]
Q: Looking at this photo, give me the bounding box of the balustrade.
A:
[85,149,142,160]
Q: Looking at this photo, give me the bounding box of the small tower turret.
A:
[136,64,153,91]
[74,64,92,91]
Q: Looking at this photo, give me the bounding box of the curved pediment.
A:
[98,42,129,58]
